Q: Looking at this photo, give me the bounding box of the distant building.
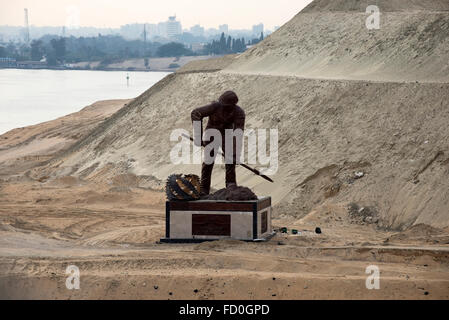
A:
[191,43,205,53]
[147,24,159,37]
[0,57,17,68]
[219,24,229,35]
[190,24,205,37]
[205,28,219,37]
[166,16,182,38]
[157,22,167,38]
[252,23,264,37]
[24,8,30,44]
[120,23,158,39]
[120,24,141,39]
[16,60,47,68]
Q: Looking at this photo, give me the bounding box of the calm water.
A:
[0,69,170,134]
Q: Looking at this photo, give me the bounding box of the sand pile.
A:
[302,0,449,12]
[226,0,449,82]
[28,0,449,231]
[386,223,449,245]
[0,100,129,166]
[2,0,449,300]
[33,71,449,230]
[203,185,258,201]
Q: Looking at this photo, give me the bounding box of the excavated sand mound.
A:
[2,1,449,299]
[302,0,449,13]
[226,0,449,82]
[31,0,449,231]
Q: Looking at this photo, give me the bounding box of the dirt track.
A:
[0,173,448,299]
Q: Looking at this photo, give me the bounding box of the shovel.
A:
[181,133,274,183]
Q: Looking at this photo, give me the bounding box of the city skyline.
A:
[0,18,278,43]
[1,0,313,31]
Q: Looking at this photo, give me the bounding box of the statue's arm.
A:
[191,103,216,147]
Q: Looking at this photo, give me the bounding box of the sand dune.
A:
[32,71,449,230]
[226,1,449,82]
[27,2,449,232]
[302,0,449,12]
[0,100,129,164]
[1,0,449,299]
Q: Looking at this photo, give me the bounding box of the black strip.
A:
[160,238,223,244]
[253,202,258,240]
[192,214,231,236]
[165,202,170,238]
[3,300,445,318]
[168,197,271,212]
[159,235,275,244]
[169,201,255,212]
[257,197,272,211]
[261,210,268,234]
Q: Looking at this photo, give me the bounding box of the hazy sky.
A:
[1,0,313,30]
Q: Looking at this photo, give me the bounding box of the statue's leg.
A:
[225,164,237,188]
[222,137,237,188]
[200,162,214,195]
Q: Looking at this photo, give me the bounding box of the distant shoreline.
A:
[0,66,174,73]
[0,55,217,73]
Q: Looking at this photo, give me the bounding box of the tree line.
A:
[0,32,264,65]
[0,35,198,66]
[204,32,263,55]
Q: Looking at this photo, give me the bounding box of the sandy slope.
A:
[302,0,449,12]
[27,1,449,231]
[0,95,447,300]
[0,176,448,299]
[0,100,129,166]
[1,0,449,299]
[226,2,449,82]
[32,71,449,230]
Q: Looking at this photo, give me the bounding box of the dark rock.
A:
[315,227,322,234]
[202,185,258,201]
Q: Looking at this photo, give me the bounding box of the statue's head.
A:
[219,91,239,106]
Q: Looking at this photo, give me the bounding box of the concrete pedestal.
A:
[160,197,273,243]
